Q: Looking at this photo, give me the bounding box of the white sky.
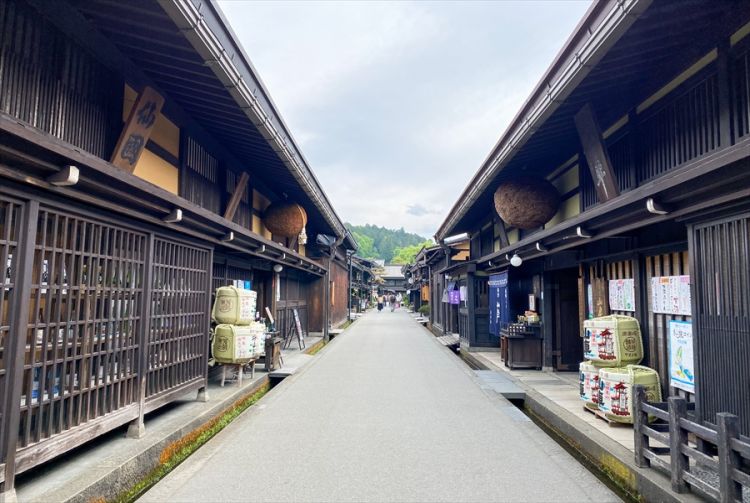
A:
[218,0,592,238]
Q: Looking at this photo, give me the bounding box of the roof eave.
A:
[435,0,652,240]
[158,0,347,239]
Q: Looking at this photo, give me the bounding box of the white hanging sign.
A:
[651,275,691,316]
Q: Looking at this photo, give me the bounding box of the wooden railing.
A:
[633,385,750,502]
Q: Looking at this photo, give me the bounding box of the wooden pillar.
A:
[466,271,476,347]
[1,201,39,501]
[668,396,689,493]
[716,39,733,149]
[128,233,155,439]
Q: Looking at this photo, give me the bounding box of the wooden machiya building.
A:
[0,0,355,498]
[436,0,750,435]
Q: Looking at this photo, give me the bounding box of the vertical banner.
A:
[669,321,695,393]
[488,271,509,338]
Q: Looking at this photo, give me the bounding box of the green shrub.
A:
[418,303,430,316]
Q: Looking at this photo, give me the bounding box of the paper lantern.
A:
[262,202,307,237]
[493,177,560,229]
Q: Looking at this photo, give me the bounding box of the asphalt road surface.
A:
[141,310,620,502]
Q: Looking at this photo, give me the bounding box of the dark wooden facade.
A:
[435,0,750,440]
[0,0,353,497]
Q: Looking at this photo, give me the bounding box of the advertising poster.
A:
[651,275,691,316]
[669,320,695,393]
[609,278,635,312]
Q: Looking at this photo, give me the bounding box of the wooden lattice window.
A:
[0,195,22,455]
[19,208,146,448]
[146,238,210,398]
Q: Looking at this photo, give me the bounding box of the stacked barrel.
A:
[211,286,265,364]
[579,315,661,423]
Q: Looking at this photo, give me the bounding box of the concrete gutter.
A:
[26,375,271,503]
[461,351,703,503]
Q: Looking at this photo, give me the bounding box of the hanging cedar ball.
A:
[493,176,560,229]
[262,202,308,237]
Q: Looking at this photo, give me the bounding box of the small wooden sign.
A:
[111,86,165,173]
[292,308,305,350]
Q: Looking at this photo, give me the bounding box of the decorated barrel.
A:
[579,361,600,411]
[212,286,257,325]
[213,324,262,364]
[597,365,661,424]
[583,315,643,367]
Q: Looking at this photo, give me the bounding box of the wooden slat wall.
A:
[692,214,750,434]
[0,0,121,159]
[644,251,691,399]
[733,47,750,139]
[637,72,720,182]
[181,137,221,215]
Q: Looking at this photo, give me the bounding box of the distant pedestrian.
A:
[396,292,402,309]
[377,294,384,312]
[389,294,396,312]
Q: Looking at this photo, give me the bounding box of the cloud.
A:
[405,204,438,217]
[217,0,592,236]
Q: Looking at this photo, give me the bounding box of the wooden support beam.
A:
[223,171,249,221]
[110,86,165,173]
[575,104,620,203]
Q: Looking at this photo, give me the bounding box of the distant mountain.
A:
[346,223,430,263]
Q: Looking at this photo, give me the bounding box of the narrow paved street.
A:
[141,311,619,502]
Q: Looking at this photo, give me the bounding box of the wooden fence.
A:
[633,385,750,502]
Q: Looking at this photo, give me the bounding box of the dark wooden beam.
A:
[110,86,164,173]
[224,171,250,220]
[575,103,620,203]
[495,213,510,248]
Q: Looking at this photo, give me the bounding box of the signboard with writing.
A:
[651,275,691,316]
[111,86,165,173]
[609,278,635,312]
[669,321,694,393]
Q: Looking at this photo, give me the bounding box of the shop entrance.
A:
[550,268,582,370]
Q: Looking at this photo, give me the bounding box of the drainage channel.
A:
[456,349,638,503]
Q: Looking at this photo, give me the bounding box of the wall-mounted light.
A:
[646,197,669,215]
[510,253,523,267]
[488,260,493,267]
[273,264,283,273]
[259,245,266,253]
[535,242,548,252]
[221,231,234,242]
[576,226,593,239]
[46,165,79,186]
[163,208,182,223]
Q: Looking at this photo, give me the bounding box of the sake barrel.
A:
[597,365,661,424]
[212,286,257,325]
[213,324,257,364]
[583,315,643,367]
[579,361,600,411]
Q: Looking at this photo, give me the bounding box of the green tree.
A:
[391,240,434,265]
[346,223,428,262]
